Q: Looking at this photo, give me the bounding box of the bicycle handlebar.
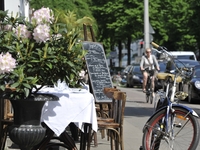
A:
[151,42,159,49]
[151,42,192,77]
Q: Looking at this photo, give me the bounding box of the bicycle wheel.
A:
[142,107,200,150]
[150,92,153,104]
[146,77,151,103]
[146,93,150,103]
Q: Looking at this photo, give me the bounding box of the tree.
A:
[30,0,97,41]
[189,0,200,59]
[29,0,200,65]
[150,0,196,51]
[91,0,144,66]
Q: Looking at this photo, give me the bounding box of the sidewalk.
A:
[5,119,143,150]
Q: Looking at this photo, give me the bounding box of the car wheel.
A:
[188,86,193,104]
[126,82,129,87]
[130,80,134,88]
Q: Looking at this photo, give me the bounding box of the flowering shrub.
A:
[0,8,92,100]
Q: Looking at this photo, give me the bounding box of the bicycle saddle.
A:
[156,72,182,83]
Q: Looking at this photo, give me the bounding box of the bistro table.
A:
[35,87,97,150]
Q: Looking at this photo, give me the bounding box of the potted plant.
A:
[0,7,92,149]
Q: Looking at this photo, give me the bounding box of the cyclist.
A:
[140,48,160,93]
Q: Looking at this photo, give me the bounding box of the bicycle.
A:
[145,68,155,104]
[142,42,200,150]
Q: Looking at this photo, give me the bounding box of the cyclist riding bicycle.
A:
[140,48,160,93]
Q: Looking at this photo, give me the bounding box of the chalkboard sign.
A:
[83,41,113,103]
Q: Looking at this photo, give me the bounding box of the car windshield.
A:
[176,61,199,68]
[166,60,199,72]
[132,66,141,74]
[176,55,195,60]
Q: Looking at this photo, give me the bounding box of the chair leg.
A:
[120,128,124,150]
[115,135,119,150]
[1,125,9,150]
[109,129,122,150]
[100,129,105,139]
[107,129,111,141]
[120,136,124,150]
[93,131,98,147]
[109,131,115,150]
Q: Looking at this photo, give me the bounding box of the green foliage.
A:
[90,0,200,52]
[0,8,90,100]
[30,0,98,40]
[29,0,200,59]
[150,0,196,50]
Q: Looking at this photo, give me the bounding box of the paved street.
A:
[5,86,200,150]
[89,86,200,150]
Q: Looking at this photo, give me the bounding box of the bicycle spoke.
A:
[143,108,200,150]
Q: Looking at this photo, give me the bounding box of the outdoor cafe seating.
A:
[0,85,97,150]
[90,87,126,150]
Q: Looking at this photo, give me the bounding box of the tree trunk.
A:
[118,40,122,67]
[127,37,131,65]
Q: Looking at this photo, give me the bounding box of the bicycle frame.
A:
[146,72,154,94]
[145,69,155,104]
[145,45,199,125]
[142,42,200,150]
[144,102,199,131]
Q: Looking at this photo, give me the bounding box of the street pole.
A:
[144,0,150,50]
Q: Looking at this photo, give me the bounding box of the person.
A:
[140,48,160,93]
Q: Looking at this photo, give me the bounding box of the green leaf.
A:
[24,88,30,97]
[22,83,31,89]
[11,83,20,88]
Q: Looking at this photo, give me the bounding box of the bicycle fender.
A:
[143,104,199,132]
[172,104,199,118]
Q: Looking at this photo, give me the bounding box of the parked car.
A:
[110,67,124,76]
[182,65,200,103]
[161,51,197,61]
[119,65,133,85]
[126,64,143,87]
[165,59,199,92]
[165,59,199,73]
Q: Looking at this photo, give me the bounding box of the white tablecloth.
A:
[40,88,97,136]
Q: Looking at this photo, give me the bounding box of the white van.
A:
[167,51,197,61]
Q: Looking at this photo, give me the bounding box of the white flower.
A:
[79,70,85,78]
[15,24,31,39]
[52,33,62,40]
[31,7,54,25]
[0,52,16,74]
[33,24,50,43]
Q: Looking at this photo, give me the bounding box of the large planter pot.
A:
[8,94,58,150]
